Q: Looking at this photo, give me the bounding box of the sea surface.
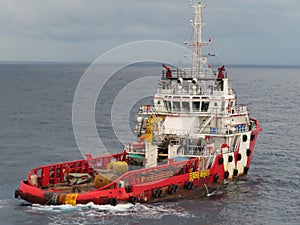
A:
[0,62,299,225]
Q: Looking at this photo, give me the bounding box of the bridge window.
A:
[192,101,200,112]
[182,102,190,112]
[173,101,180,112]
[164,100,171,112]
[201,101,210,112]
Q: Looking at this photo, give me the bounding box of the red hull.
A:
[16,120,261,206]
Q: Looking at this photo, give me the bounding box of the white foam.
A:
[0,199,10,208]
[30,204,79,214]
[29,201,190,219]
[27,201,192,225]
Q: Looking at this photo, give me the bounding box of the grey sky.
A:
[0,0,299,65]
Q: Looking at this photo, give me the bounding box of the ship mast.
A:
[190,1,206,77]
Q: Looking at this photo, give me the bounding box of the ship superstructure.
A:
[128,2,259,179]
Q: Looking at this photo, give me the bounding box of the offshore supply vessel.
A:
[15,2,262,206]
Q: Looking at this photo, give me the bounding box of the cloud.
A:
[0,0,299,64]
[0,0,189,42]
[0,1,111,42]
[205,0,300,65]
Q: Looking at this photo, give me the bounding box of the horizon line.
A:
[0,60,299,68]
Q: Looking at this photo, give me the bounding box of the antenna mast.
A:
[190,2,206,77]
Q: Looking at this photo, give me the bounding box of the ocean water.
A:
[0,62,299,225]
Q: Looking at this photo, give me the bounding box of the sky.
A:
[0,0,299,65]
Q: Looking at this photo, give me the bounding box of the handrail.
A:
[161,68,227,79]
[199,113,213,133]
[98,158,199,190]
[231,104,248,114]
[27,153,126,187]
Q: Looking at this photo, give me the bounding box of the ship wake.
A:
[26,202,191,225]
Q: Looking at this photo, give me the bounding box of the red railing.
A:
[99,158,200,190]
[27,152,126,188]
[26,152,201,193]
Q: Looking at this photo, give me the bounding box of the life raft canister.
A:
[132,142,145,150]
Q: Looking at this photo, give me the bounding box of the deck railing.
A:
[27,153,126,187]
[100,158,200,190]
[161,68,227,79]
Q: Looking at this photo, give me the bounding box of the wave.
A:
[29,201,190,216]
[0,199,10,208]
[27,202,190,225]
